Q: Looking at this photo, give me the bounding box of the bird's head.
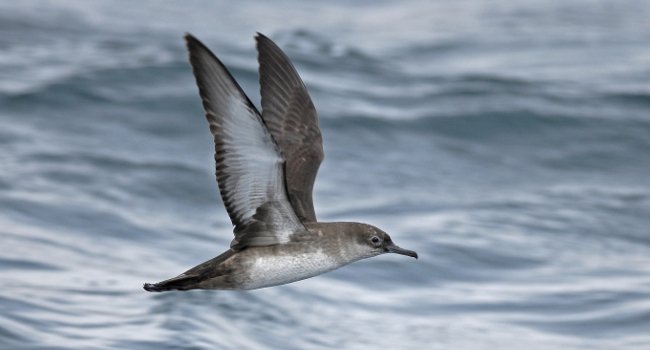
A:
[351,223,418,260]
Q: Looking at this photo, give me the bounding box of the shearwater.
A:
[143,33,417,292]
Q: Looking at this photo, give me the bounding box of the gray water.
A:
[2,1,650,349]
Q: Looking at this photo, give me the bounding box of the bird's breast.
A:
[239,245,343,290]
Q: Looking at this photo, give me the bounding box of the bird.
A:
[143,33,417,292]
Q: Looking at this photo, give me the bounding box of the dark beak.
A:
[385,243,418,259]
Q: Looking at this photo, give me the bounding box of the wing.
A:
[184,34,305,250]
[256,33,324,223]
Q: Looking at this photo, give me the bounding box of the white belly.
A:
[241,249,341,290]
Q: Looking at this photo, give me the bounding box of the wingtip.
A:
[255,32,273,47]
[184,32,202,48]
[183,33,216,68]
[186,32,269,50]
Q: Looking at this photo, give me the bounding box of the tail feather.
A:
[143,250,235,292]
[143,274,200,292]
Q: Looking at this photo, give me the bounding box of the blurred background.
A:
[1,0,650,349]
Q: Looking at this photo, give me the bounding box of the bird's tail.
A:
[143,273,200,292]
[144,250,234,292]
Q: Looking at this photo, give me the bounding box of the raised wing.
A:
[256,33,324,223]
[185,34,305,250]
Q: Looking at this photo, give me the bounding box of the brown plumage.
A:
[143,33,416,292]
[257,33,324,223]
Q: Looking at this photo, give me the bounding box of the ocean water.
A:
[1,0,650,349]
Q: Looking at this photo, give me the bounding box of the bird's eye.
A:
[370,236,381,245]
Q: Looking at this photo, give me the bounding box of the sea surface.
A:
[1,1,650,349]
